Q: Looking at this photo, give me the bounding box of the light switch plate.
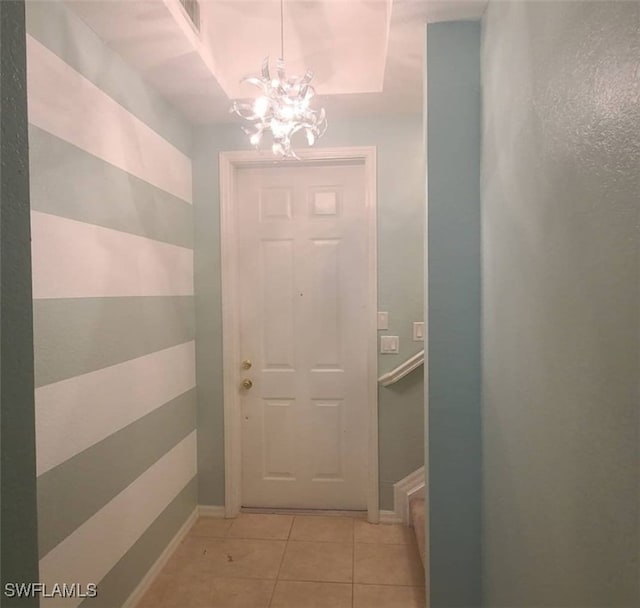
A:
[377,312,389,330]
[413,322,425,341]
[380,335,399,354]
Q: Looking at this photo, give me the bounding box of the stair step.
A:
[409,496,426,569]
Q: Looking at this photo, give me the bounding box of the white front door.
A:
[236,162,370,509]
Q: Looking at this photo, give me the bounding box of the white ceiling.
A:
[204,1,393,97]
[66,0,487,124]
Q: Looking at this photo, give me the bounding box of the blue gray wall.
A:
[26,3,197,605]
[481,1,639,605]
[427,21,481,607]
[193,117,425,510]
[1,1,40,604]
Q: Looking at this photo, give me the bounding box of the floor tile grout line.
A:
[195,573,423,588]
[352,517,356,608]
[274,576,359,583]
[194,535,415,546]
[267,519,293,608]
[286,515,295,541]
[223,516,233,539]
[354,583,427,588]
[265,515,295,607]
[193,533,415,546]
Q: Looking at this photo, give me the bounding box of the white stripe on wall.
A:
[39,432,197,608]
[31,211,194,299]
[36,341,196,476]
[26,35,192,203]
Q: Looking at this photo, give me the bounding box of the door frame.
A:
[219,146,379,523]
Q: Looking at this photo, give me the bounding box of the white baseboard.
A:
[122,506,198,608]
[379,509,404,524]
[393,466,425,524]
[198,505,226,518]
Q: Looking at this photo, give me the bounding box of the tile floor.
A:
[137,513,426,607]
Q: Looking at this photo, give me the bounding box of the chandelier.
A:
[230,0,327,158]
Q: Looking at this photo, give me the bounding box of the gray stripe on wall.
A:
[34,296,195,387]
[37,388,196,559]
[25,0,192,156]
[29,125,193,248]
[79,476,197,608]
[0,0,40,602]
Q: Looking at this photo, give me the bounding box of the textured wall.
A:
[427,21,482,607]
[26,3,197,606]
[482,1,640,605]
[193,117,424,510]
[0,1,40,604]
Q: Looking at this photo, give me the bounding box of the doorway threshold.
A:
[241,507,368,519]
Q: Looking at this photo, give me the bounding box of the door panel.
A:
[261,239,295,369]
[237,163,369,509]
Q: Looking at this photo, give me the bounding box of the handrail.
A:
[378,350,424,387]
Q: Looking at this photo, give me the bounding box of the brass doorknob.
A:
[241,378,253,390]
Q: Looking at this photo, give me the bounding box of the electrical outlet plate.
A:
[377,312,389,330]
[413,322,425,341]
[380,335,399,354]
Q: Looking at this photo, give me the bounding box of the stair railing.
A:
[377,350,424,387]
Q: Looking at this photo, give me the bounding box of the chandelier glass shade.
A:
[229,0,327,158]
[231,57,327,158]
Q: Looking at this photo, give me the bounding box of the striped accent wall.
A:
[26,2,197,606]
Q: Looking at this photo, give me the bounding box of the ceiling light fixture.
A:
[230,0,327,158]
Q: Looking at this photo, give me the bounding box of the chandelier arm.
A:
[289,123,305,136]
[241,76,268,89]
[261,57,270,81]
[233,106,260,121]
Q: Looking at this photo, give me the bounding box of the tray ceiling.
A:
[65,0,487,124]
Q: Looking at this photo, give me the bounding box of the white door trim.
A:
[220,146,379,523]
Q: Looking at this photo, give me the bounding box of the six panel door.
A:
[237,162,369,509]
